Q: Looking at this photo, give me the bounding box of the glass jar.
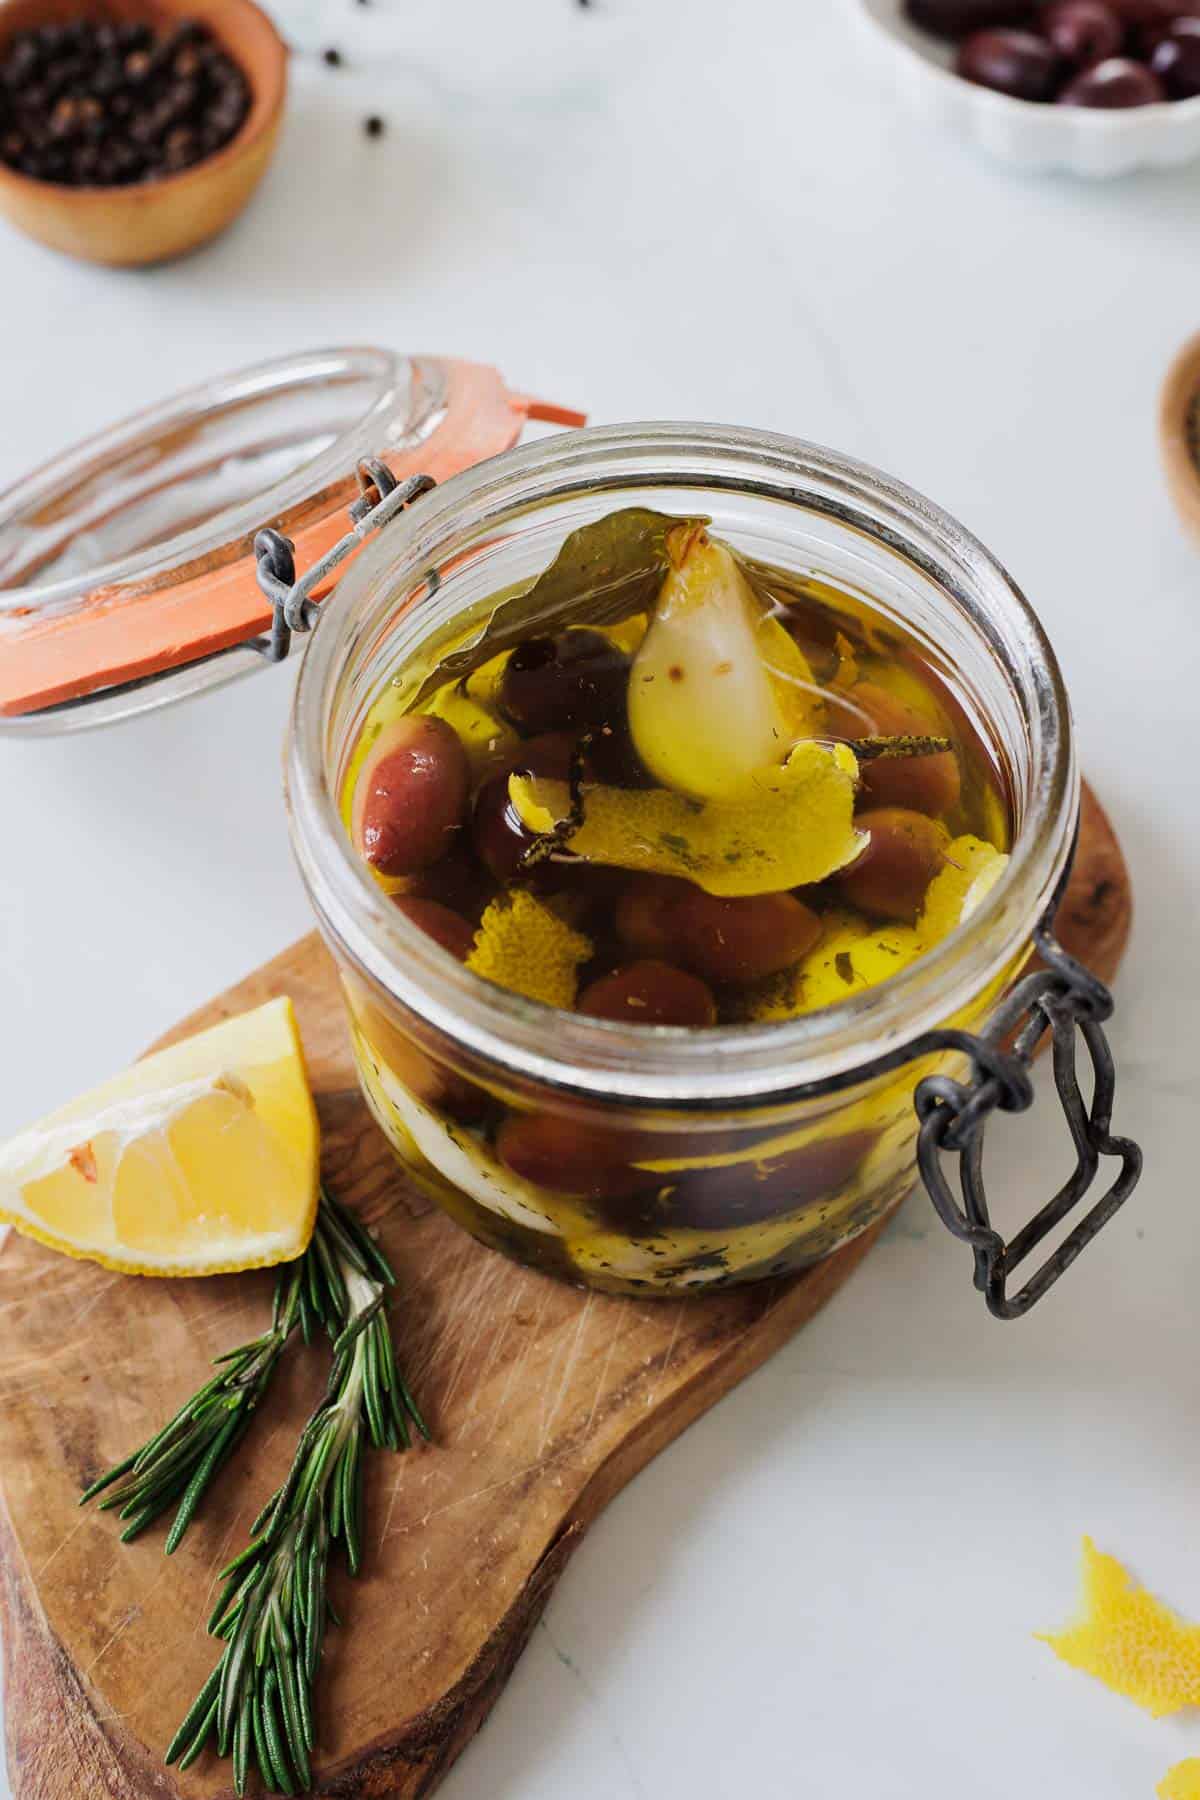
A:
[284,423,1124,1305]
[0,349,570,730]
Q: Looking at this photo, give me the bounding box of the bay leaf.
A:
[411,507,707,707]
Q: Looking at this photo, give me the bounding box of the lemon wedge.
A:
[0,996,319,1276]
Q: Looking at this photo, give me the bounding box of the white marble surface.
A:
[3,1,1200,1794]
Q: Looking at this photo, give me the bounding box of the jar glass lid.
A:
[0,348,580,733]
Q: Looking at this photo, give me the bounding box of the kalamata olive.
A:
[1150,18,1200,95]
[614,878,822,987]
[1058,52,1166,98]
[957,28,1062,99]
[614,874,695,961]
[394,841,494,921]
[848,682,962,817]
[578,960,718,1028]
[471,732,575,881]
[659,1130,878,1233]
[1110,0,1200,24]
[837,807,948,923]
[542,862,632,920]
[1041,0,1125,63]
[580,714,652,787]
[391,896,476,961]
[671,889,823,987]
[352,715,470,877]
[498,629,630,735]
[496,1111,653,1200]
[1129,19,1169,52]
[905,0,1034,39]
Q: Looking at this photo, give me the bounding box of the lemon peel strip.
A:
[467,889,593,1009]
[1038,1536,1200,1719]
[508,740,865,899]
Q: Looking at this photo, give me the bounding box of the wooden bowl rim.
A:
[0,0,287,206]
[1160,329,1200,541]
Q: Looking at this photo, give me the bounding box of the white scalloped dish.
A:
[856,0,1200,176]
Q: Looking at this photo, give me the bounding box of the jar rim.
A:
[286,422,1078,1111]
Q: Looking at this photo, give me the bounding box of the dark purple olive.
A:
[1150,19,1200,96]
[1110,0,1200,24]
[496,1112,654,1201]
[578,960,718,1029]
[615,874,695,961]
[579,713,652,787]
[957,28,1062,98]
[498,629,630,736]
[905,0,1034,40]
[395,841,495,922]
[390,897,476,962]
[471,732,575,881]
[602,1131,879,1236]
[670,889,823,987]
[352,716,470,877]
[1040,0,1125,64]
[837,808,948,924]
[1058,52,1166,100]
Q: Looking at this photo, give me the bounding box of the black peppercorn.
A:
[364,113,384,137]
[0,14,252,188]
[322,46,342,66]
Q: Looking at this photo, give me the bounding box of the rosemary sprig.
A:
[80,1191,402,1551]
[165,1189,427,1794]
[82,1252,311,1550]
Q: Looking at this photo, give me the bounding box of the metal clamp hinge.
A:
[910,854,1142,1320]
[252,461,437,664]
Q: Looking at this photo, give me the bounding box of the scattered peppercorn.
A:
[0,15,250,187]
[364,113,384,137]
[321,46,342,66]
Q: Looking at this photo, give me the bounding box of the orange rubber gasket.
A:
[0,359,585,718]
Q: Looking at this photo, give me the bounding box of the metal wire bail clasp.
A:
[253,461,437,664]
[912,853,1143,1321]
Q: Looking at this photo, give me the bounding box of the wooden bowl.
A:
[0,0,287,266]
[1161,330,1200,547]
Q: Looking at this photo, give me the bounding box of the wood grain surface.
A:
[0,782,1131,1799]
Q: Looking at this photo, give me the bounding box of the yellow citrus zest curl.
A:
[508,740,865,899]
[466,890,592,1009]
[1039,1537,1200,1719]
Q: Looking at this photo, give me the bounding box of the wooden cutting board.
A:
[0,783,1131,1800]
